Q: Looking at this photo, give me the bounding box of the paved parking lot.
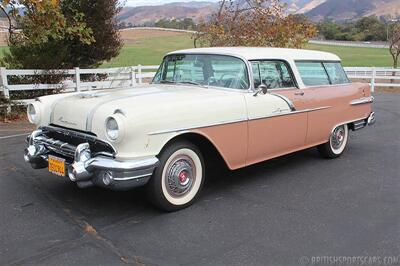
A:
[0,93,399,266]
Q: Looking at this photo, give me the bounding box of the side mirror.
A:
[253,84,269,96]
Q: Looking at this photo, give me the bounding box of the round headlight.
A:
[106,117,119,141]
[27,103,41,124]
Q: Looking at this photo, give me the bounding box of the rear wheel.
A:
[147,141,205,212]
[318,124,349,159]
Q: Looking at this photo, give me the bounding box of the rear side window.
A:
[295,62,330,86]
[323,62,350,84]
[251,61,295,89]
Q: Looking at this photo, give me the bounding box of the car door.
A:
[275,61,365,147]
[245,60,307,166]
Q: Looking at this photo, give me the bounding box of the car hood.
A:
[48,84,245,133]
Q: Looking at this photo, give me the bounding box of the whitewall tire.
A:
[147,141,205,212]
[318,124,349,159]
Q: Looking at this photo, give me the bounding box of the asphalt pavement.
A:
[0,93,399,266]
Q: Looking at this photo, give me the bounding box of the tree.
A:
[194,0,316,48]
[389,23,400,68]
[0,0,123,69]
[355,16,386,41]
[61,0,123,68]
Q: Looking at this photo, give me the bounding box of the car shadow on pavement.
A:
[37,147,320,224]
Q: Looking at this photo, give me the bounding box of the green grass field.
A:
[0,33,394,68]
[102,34,194,67]
[306,44,393,67]
[103,35,393,68]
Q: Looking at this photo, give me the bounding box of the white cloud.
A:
[125,0,218,7]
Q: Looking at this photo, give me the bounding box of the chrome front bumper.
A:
[24,129,159,190]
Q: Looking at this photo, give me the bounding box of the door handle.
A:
[295,91,305,96]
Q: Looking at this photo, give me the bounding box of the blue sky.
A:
[125,0,218,7]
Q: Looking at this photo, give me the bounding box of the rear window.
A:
[295,62,330,86]
[295,61,349,87]
[323,62,350,84]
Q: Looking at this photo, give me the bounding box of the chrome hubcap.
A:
[331,126,346,150]
[166,155,196,197]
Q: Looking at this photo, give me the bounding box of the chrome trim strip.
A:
[113,173,152,181]
[350,96,374,106]
[149,118,247,135]
[270,93,296,111]
[251,106,332,121]
[149,106,332,135]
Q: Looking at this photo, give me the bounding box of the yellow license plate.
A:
[48,155,66,177]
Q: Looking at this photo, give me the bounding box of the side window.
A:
[251,61,295,89]
[323,62,350,84]
[296,62,331,86]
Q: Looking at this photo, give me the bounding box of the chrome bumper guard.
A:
[351,112,376,131]
[367,112,376,126]
[24,129,159,190]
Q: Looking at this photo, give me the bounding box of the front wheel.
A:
[318,124,349,159]
[147,141,205,212]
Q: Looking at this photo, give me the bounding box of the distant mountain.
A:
[305,0,400,21]
[118,0,400,25]
[118,1,217,25]
[283,0,327,13]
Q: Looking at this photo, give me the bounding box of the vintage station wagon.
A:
[24,47,375,211]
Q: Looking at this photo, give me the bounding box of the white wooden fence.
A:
[0,65,159,105]
[344,67,400,92]
[0,66,399,108]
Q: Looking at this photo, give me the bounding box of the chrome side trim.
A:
[302,83,353,89]
[350,96,374,106]
[149,106,332,135]
[270,93,296,111]
[149,118,247,135]
[251,106,331,121]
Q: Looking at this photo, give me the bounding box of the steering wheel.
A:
[218,73,237,83]
[218,74,249,89]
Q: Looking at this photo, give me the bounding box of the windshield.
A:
[153,54,250,90]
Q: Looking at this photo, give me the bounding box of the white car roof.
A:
[168,47,341,62]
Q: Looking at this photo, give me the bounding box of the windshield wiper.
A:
[158,80,207,88]
[177,81,207,88]
[159,80,176,84]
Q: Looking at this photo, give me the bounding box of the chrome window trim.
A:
[249,59,300,91]
[294,60,351,88]
[148,106,332,136]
